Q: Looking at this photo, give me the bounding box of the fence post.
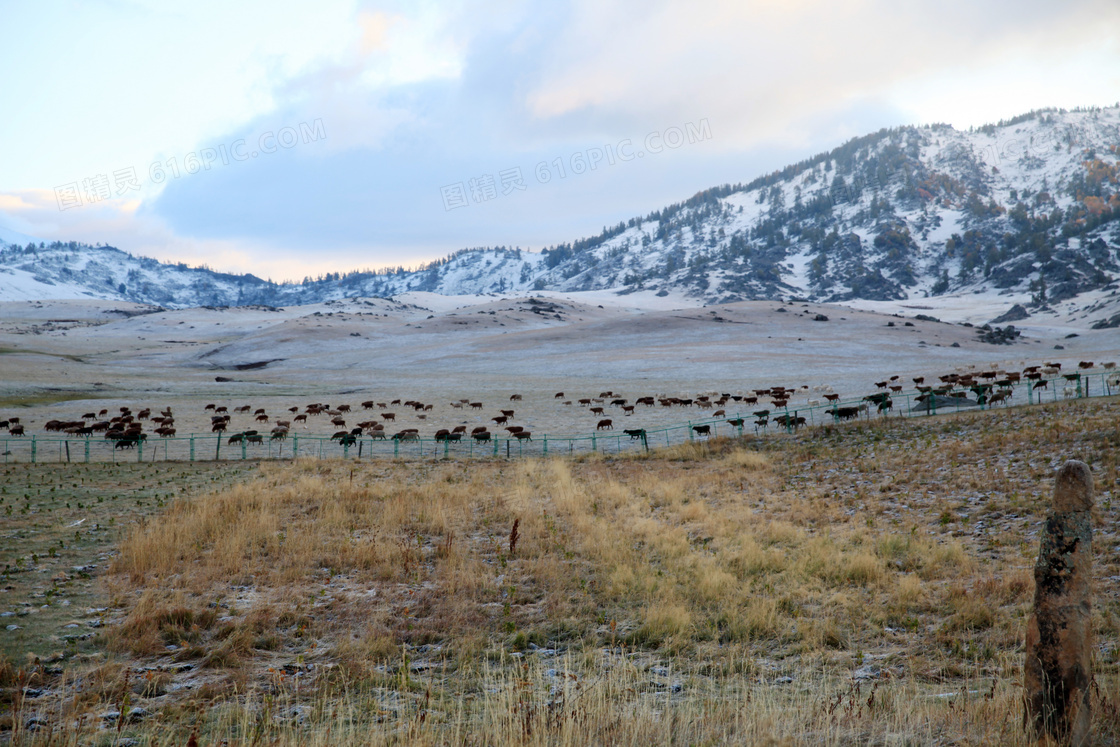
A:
[241,440,247,460]
[190,435,195,461]
[31,436,36,464]
[137,438,143,463]
[394,438,399,458]
[542,436,548,456]
[1025,460,1094,745]
[292,434,298,458]
[688,421,694,441]
[591,434,597,451]
[215,435,221,461]
[84,438,90,464]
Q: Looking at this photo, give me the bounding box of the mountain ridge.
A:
[3,106,1119,318]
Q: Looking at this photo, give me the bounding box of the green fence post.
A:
[31,436,36,464]
[688,421,693,442]
[292,435,298,458]
[241,440,247,460]
[394,438,399,458]
[493,438,499,457]
[215,435,221,461]
[443,440,449,458]
[591,434,597,451]
[190,435,195,461]
[137,438,143,463]
[84,439,90,464]
[542,436,547,456]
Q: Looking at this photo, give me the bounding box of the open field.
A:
[1,296,1118,468]
[1,395,1118,744]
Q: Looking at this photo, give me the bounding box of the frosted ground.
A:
[1,289,1116,441]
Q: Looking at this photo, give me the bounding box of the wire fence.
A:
[2,371,1117,465]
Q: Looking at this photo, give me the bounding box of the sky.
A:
[2,0,1120,281]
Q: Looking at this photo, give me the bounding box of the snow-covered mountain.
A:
[3,106,1119,315]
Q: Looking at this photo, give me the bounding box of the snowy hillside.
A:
[3,106,1119,320]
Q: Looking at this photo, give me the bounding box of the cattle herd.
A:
[0,360,1116,449]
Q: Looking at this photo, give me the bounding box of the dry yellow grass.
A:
[2,396,1119,744]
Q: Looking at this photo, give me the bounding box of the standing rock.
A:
[1024,460,1093,746]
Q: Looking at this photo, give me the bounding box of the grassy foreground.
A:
[1,397,1119,744]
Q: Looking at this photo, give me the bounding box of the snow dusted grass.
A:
[1,397,1119,744]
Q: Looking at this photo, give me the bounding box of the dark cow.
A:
[596,419,613,430]
[623,428,646,440]
[692,425,711,437]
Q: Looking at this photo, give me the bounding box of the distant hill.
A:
[3,106,1119,313]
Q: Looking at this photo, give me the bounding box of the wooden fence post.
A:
[1025,459,1094,746]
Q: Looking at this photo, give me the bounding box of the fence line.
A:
[1,372,1117,465]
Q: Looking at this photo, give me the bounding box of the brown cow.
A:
[589,407,605,415]
[510,394,522,401]
[596,419,613,430]
[514,431,532,441]
[381,413,396,421]
[492,416,508,425]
